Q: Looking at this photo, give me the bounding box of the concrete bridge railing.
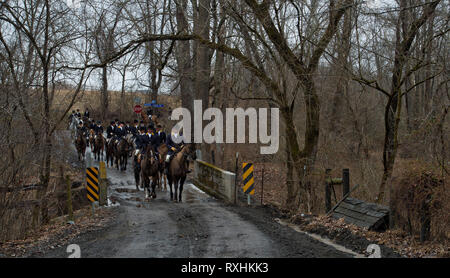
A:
[192,160,236,204]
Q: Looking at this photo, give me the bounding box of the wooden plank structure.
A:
[331,197,390,231]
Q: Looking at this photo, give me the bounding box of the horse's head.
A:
[183,143,197,161]
[76,131,86,145]
[76,130,83,140]
[120,139,130,152]
[96,134,103,143]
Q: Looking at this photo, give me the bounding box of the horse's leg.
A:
[151,176,157,199]
[156,172,160,192]
[174,177,179,203]
[143,175,149,199]
[168,176,173,200]
[164,173,167,191]
[134,163,140,191]
[179,175,186,202]
[159,170,163,191]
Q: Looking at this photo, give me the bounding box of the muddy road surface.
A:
[39,132,355,258]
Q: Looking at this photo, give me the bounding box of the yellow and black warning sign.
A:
[86,167,99,202]
[242,163,255,195]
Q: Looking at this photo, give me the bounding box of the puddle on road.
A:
[115,188,139,193]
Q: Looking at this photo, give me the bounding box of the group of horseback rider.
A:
[69,109,103,138]
[69,107,191,174]
[130,120,191,174]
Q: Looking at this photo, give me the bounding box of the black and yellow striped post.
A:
[242,163,255,196]
[86,167,99,203]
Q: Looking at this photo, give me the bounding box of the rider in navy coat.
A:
[89,120,96,131]
[106,121,116,139]
[156,125,166,145]
[164,130,184,173]
[146,126,159,154]
[95,121,104,135]
[135,127,149,152]
[77,121,88,137]
[115,122,127,139]
[130,120,139,136]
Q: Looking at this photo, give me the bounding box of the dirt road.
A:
[38,133,355,258]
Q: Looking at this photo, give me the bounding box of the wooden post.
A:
[66,175,74,223]
[234,152,239,205]
[99,161,107,206]
[261,167,264,205]
[325,169,332,212]
[343,168,350,198]
[99,180,107,206]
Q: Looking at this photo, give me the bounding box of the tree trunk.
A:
[175,0,193,129]
[120,70,126,119]
[194,0,212,161]
[285,122,298,210]
[101,65,108,122]
[377,0,440,203]
[330,7,352,133]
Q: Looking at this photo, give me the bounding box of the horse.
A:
[75,131,86,161]
[88,129,95,149]
[115,138,130,171]
[157,143,169,191]
[127,135,141,191]
[167,143,197,202]
[140,145,160,200]
[132,150,141,191]
[93,133,105,161]
[105,138,116,167]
